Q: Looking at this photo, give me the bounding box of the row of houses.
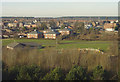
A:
[85,22,118,32]
[7,22,37,28]
[27,27,72,39]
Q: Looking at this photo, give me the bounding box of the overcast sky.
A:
[1,0,120,2]
[1,0,119,17]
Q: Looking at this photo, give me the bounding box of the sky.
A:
[1,0,120,17]
[1,0,120,2]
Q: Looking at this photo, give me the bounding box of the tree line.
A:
[3,65,116,80]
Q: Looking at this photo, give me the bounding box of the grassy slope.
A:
[2,39,111,51]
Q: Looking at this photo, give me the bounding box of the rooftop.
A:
[7,42,20,48]
[45,31,60,34]
[28,31,42,34]
[59,28,72,31]
[44,29,55,32]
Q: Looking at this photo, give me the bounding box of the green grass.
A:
[58,42,110,51]
[2,39,111,51]
[2,39,56,46]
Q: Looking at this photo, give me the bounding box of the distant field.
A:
[2,39,111,51]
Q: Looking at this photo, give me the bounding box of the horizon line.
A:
[1,15,118,18]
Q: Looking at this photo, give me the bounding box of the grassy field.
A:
[2,39,111,51]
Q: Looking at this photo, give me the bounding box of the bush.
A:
[2,65,44,80]
[16,65,44,80]
[118,70,120,80]
[2,66,20,80]
[8,66,19,80]
[65,65,87,80]
[42,67,64,80]
[91,65,105,80]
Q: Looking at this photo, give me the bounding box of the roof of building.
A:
[43,29,55,32]
[27,31,42,34]
[59,28,72,31]
[45,31,60,34]
[7,42,42,49]
[7,42,20,48]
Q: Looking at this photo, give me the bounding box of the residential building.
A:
[104,23,116,31]
[8,23,17,27]
[14,20,18,23]
[44,30,60,39]
[92,22,96,27]
[31,24,37,27]
[84,24,93,29]
[59,27,72,35]
[24,24,31,28]
[27,30,43,39]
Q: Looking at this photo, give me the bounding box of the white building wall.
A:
[105,28,114,31]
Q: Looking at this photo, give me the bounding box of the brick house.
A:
[104,23,116,31]
[27,31,43,39]
[59,27,72,35]
[44,30,60,39]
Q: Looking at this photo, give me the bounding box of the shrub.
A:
[42,67,64,80]
[2,66,20,80]
[91,65,105,80]
[65,65,87,80]
[118,70,120,80]
[26,65,44,80]
[16,65,44,80]
[8,66,19,80]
